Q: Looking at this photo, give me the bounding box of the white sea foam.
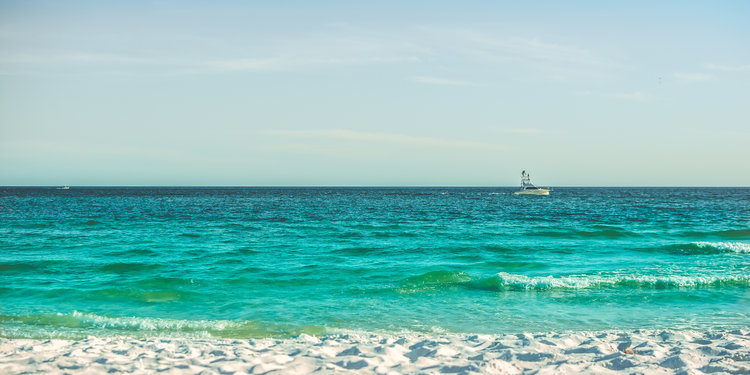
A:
[494,272,750,289]
[68,311,231,331]
[0,311,320,339]
[693,241,750,253]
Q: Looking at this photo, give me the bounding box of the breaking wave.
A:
[691,242,750,253]
[395,270,750,293]
[642,242,750,255]
[489,272,750,290]
[0,311,326,340]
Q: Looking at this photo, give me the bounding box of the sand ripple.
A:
[1,329,748,374]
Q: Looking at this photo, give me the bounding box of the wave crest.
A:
[693,242,750,254]
[394,270,750,294]
[637,242,750,255]
[491,272,750,290]
[527,228,638,239]
[398,271,472,293]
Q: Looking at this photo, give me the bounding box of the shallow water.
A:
[1,187,748,339]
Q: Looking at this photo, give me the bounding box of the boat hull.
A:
[514,189,550,195]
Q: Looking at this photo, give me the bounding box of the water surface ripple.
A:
[1,187,748,338]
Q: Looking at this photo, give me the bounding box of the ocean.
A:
[1,187,748,339]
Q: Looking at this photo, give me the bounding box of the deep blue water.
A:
[1,187,748,339]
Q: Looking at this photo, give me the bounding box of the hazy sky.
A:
[1,1,748,186]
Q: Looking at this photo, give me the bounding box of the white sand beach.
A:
[1,329,747,374]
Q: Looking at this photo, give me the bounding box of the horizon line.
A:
[2,185,749,188]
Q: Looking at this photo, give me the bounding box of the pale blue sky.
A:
[1,1,748,186]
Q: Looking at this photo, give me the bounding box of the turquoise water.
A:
[1,187,748,339]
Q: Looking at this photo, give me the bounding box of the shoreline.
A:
[2,329,747,374]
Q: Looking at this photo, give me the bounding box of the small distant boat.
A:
[514,171,550,195]
[57,186,70,190]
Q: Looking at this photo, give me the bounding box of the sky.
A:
[1,1,749,186]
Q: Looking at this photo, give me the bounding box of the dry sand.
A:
[1,329,748,374]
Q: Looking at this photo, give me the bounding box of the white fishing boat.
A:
[514,171,550,195]
[57,186,70,190]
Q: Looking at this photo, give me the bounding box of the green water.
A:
[1,187,748,339]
